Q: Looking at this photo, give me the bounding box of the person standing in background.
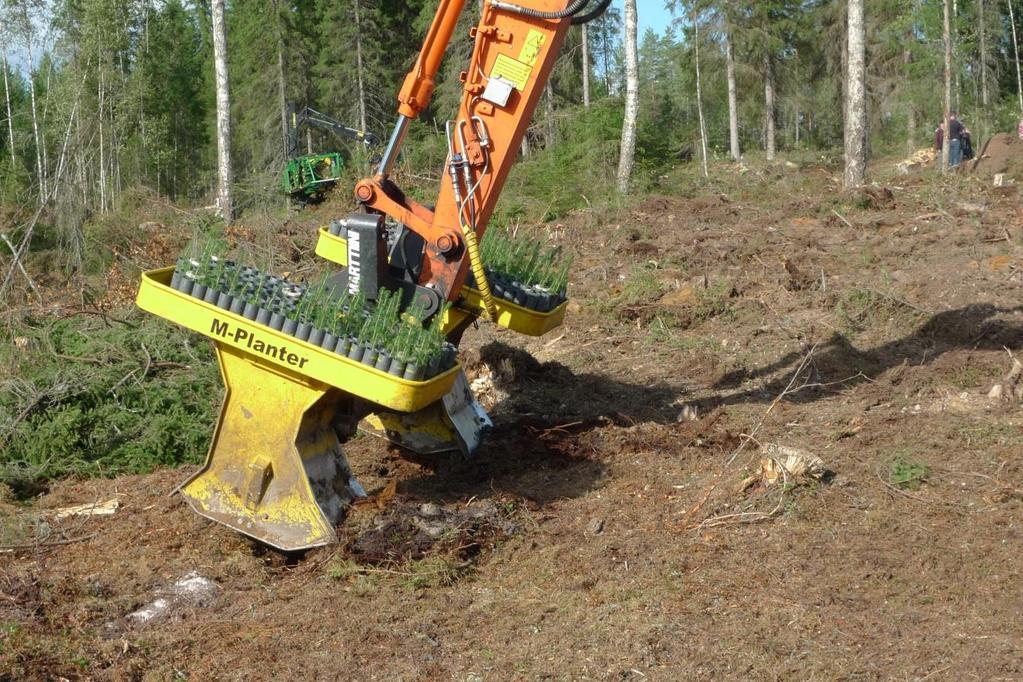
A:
[947,112,964,167]
[961,125,974,161]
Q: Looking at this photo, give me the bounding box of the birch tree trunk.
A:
[1,37,14,166]
[907,106,917,155]
[40,60,51,187]
[277,46,287,157]
[942,0,952,171]
[601,19,612,94]
[904,45,916,154]
[844,0,866,188]
[98,71,106,211]
[725,28,740,161]
[1009,0,1023,114]
[616,0,638,193]
[544,81,556,148]
[22,19,45,201]
[581,23,591,108]
[764,53,776,160]
[212,0,233,222]
[979,0,989,111]
[273,0,288,160]
[354,0,368,132]
[693,12,709,178]
[953,0,961,112]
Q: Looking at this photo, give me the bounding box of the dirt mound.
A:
[972,132,1023,175]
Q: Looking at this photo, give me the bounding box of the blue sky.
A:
[634,0,678,39]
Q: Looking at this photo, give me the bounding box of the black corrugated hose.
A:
[570,0,612,24]
[489,0,590,21]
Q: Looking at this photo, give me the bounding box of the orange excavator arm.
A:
[354,0,606,313]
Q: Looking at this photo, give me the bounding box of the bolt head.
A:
[436,233,458,254]
[355,184,374,202]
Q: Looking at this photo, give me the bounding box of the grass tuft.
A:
[889,456,930,490]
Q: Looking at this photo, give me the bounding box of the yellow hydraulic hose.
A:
[461,223,497,321]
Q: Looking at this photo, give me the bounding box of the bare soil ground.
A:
[5,159,1023,680]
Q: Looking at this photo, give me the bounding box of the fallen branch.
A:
[680,344,819,530]
[831,209,854,228]
[0,531,99,552]
[0,232,42,304]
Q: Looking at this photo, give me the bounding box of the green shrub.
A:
[0,311,221,497]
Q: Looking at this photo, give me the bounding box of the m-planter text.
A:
[210,318,310,369]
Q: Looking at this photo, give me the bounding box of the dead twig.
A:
[680,344,818,530]
[864,288,933,315]
[0,232,43,304]
[831,209,854,228]
[0,532,99,552]
[694,456,790,530]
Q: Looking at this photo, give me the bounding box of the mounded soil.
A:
[972,131,1023,176]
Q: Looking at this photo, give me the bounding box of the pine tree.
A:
[134,0,208,199]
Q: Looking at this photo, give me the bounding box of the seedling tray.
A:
[458,286,567,336]
[137,266,459,413]
[313,228,567,337]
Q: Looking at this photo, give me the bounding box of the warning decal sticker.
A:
[518,29,546,66]
[491,54,532,91]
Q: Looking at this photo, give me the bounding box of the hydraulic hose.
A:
[461,223,497,321]
[489,0,590,21]
[571,0,611,24]
[445,118,496,321]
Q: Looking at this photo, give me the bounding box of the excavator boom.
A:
[355,0,605,309]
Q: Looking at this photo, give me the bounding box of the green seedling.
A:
[393,301,429,363]
[224,262,244,298]
[337,290,366,338]
[479,226,570,295]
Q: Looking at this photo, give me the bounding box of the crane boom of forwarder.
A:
[286,103,379,159]
[282,103,379,199]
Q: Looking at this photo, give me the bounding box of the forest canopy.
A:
[1,0,1021,216]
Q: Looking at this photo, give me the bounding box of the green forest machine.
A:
[282,102,378,199]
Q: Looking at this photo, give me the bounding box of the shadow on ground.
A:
[711,303,1023,405]
[394,341,685,505]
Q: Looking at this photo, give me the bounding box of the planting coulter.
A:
[137,0,608,551]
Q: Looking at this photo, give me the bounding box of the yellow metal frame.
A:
[136,220,567,548]
[314,227,567,338]
[315,226,350,266]
[179,344,353,550]
[135,266,471,550]
[137,267,458,413]
[457,285,567,337]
